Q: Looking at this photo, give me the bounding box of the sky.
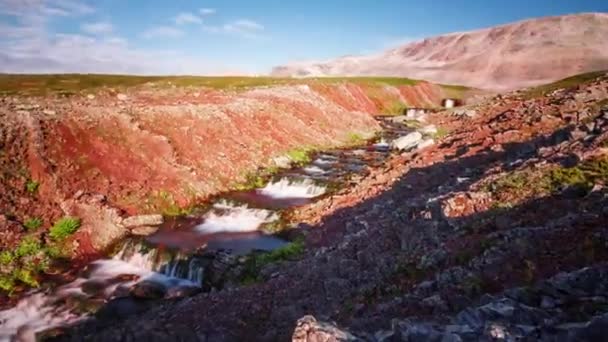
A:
[1,0,607,75]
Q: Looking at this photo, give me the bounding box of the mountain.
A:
[271,13,608,90]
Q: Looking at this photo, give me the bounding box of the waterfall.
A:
[257,177,326,199]
[0,240,204,341]
[195,201,278,234]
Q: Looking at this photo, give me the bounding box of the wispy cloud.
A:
[141,26,184,39]
[199,8,216,15]
[0,0,94,18]
[81,21,113,35]
[0,1,252,75]
[203,19,266,39]
[174,12,202,25]
[0,30,237,75]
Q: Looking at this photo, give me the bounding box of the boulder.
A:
[292,316,357,342]
[391,132,423,151]
[130,281,166,299]
[122,214,163,228]
[417,139,435,150]
[116,93,128,101]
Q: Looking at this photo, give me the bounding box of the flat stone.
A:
[131,225,160,236]
[122,214,163,228]
[391,132,423,151]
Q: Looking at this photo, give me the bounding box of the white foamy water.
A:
[303,165,327,175]
[0,242,201,341]
[313,156,338,167]
[195,201,278,234]
[258,177,326,199]
[373,139,390,150]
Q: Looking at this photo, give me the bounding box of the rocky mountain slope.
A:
[271,13,608,90]
[51,72,608,341]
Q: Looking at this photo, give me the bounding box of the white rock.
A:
[122,214,163,228]
[87,94,95,100]
[417,139,435,150]
[420,125,438,135]
[116,93,128,101]
[391,132,423,151]
[43,109,56,116]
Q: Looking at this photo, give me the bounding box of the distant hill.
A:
[271,13,608,90]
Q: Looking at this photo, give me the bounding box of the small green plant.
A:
[0,276,15,292]
[346,132,368,146]
[0,251,14,265]
[286,148,312,165]
[0,235,51,292]
[256,239,305,266]
[25,180,40,194]
[544,156,608,193]
[435,127,449,139]
[23,217,43,231]
[15,236,43,257]
[383,101,407,115]
[49,217,81,241]
[239,239,306,284]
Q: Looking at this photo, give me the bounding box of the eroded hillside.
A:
[0,76,451,290]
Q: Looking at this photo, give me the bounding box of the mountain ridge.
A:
[271,13,608,90]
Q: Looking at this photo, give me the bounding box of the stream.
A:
[0,116,424,341]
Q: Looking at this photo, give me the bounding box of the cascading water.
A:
[257,177,326,199]
[0,115,408,340]
[195,201,278,234]
[0,240,203,341]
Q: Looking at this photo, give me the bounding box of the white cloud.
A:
[199,8,216,15]
[0,1,250,75]
[141,26,184,39]
[0,30,236,75]
[0,0,94,18]
[174,12,202,25]
[226,19,264,32]
[203,19,265,39]
[81,21,113,35]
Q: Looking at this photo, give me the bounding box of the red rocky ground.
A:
[54,73,608,341]
[0,80,447,267]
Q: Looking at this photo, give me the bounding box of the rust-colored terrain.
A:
[55,72,608,341]
[272,13,608,90]
[0,78,448,258]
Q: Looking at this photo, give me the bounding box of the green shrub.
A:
[23,217,43,231]
[15,236,43,258]
[347,132,365,145]
[286,149,312,165]
[256,239,305,266]
[49,217,81,241]
[545,156,608,193]
[0,276,15,292]
[25,180,40,194]
[0,251,14,265]
[240,239,306,284]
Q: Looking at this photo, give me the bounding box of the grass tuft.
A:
[25,180,40,194]
[23,217,43,231]
[49,217,81,241]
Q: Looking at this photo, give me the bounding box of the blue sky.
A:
[1,0,607,74]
